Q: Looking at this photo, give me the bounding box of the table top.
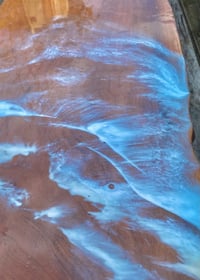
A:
[0,1,200,279]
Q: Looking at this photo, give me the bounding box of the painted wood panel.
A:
[0,1,199,279]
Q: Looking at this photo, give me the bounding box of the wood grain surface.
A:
[0,1,200,279]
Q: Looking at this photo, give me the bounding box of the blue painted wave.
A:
[0,23,200,279]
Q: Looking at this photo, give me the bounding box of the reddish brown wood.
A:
[0,1,199,280]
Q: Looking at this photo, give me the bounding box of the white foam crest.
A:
[139,217,200,280]
[0,143,37,164]
[0,100,49,118]
[34,205,74,224]
[61,225,156,280]
[52,68,89,86]
[0,180,29,207]
[0,66,16,73]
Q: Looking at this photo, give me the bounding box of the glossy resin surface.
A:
[0,1,199,279]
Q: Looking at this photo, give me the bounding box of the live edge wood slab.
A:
[0,1,200,279]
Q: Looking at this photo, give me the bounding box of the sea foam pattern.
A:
[0,21,200,279]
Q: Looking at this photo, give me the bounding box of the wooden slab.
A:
[0,1,200,279]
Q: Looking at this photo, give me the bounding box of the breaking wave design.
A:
[0,22,200,280]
